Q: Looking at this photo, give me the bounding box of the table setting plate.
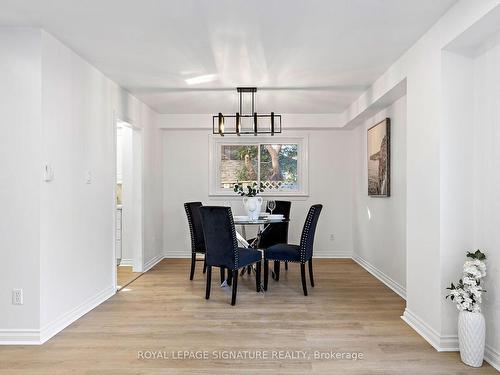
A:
[268,214,284,220]
[233,215,249,221]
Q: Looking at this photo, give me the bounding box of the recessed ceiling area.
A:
[0,0,456,114]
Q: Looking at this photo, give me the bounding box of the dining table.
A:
[234,216,288,246]
[219,214,289,288]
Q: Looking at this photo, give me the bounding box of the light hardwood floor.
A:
[0,259,496,374]
[117,265,142,291]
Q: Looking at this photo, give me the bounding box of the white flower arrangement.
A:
[446,250,487,313]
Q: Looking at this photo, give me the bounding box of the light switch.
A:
[86,170,92,184]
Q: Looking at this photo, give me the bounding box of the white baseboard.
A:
[0,329,41,345]
[39,285,116,344]
[164,250,191,258]
[485,345,500,371]
[118,258,133,266]
[402,308,499,370]
[315,251,352,258]
[401,308,457,351]
[1,255,164,346]
[163,249,352,259]
[143,254,165,272]
[353,253,406,299]
[0,285,115,345]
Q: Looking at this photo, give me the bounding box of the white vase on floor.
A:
[243,196,262,221]
[458,311,485,367]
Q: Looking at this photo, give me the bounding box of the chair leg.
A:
[264,260,269,291]
[255,261,261,292]
[205,266,212,300]
[285,261,288,271]
[220,267,225,285]
[300,263,308,296]
[247,265,252,275]
[227,269,233,286]
[231,270,238,305]
[203,258,207,274]
[189,253,196,280]
[308,259,315,287]
[274,261,280,281]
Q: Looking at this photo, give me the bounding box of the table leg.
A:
[233,225,268,291]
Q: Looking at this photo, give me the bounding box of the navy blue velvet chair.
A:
[264,204,322,296]
[199,206,262,305]
[252,201,291,277]
[184,202,207,280]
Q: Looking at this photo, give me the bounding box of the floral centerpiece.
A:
[233,182,264,221]
[446,249,487,367]
[233,182,264,197]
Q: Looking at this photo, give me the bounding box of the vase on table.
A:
[458,311,485,367]
[243,196,262,221]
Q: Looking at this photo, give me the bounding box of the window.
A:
[209,136,308,196]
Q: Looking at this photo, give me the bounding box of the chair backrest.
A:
[258,200,291,248]
[299,204,323,262]
[184,202,205,253]
[199,206,239,270]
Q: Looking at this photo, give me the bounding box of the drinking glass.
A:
[267,200,276,215]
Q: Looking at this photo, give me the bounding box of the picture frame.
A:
[367,118,390,197]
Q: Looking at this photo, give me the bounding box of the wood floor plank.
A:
[0,259,496,374]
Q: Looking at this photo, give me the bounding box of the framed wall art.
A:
[368,118,390,197]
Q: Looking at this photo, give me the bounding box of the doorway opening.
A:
[115,119,143,290]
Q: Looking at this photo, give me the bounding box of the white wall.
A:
[1,28,163,344]
[0,28,42,338]
[473,41,500,365]
[118,125,134,264]
[40,31,116,333]
[439,41,500,369]
[343,0,500,367]
[111,77,164,273]
[162,129,354,258]
[131,126,144,270]
[116,127,124,182]
[118,120,156,271]
[142,111,164,269]
[440,50,475,337]
[352,96,407,297]
[38,31,163,337]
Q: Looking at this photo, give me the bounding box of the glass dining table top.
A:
[233,213,290,225]
[233,217,289,225]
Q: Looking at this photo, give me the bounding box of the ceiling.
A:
[0,0,456,114]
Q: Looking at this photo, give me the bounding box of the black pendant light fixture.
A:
[213,87,282,136]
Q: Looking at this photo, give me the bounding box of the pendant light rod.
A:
[237,87,257,114]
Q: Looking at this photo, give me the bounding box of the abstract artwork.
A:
[368,118,390,197]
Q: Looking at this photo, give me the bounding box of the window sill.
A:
[208,191,310,198]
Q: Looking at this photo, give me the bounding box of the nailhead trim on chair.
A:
[299,205,316,263]
[227,207,240,270]
[184,203,197,255]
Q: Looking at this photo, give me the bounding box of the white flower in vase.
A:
[446,249,487,367]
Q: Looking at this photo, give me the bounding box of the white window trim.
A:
[208,134,309,197]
